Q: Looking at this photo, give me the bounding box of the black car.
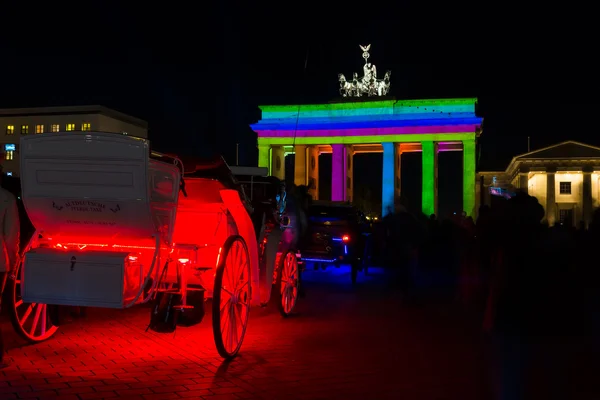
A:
[300,201,371,284]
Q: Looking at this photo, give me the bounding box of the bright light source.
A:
[342,235,350,243]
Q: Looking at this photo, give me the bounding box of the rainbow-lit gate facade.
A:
[250,98,482,217]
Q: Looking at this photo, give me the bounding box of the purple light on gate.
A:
[331,144,345,201]
[257,124,479,138]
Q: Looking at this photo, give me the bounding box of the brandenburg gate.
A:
[250,45,483,217]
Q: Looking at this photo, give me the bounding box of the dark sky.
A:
[1,2,597,215]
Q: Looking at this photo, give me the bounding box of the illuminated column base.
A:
[382,142,396,216]
[271,146,285,181]
[462,139,476,216]
[346,145,354,202]
[331,144,346,201]
[308,146,319,200]
[546,171,556,226]
[294,145,307,186]
[422,141,438,217]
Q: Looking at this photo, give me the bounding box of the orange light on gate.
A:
[342,235,350,243]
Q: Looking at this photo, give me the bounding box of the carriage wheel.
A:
[276,251,299,317]
[6,261,59,342]
[212,235,251,359]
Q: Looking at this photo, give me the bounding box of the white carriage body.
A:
[18,132,260,309]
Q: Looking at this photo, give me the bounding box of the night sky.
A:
[1,3,597,216]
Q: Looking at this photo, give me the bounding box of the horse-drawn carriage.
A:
[4,132,300,359]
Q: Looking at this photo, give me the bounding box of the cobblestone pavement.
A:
[0,266,591,400]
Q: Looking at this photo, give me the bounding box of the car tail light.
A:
[342,234,350,243]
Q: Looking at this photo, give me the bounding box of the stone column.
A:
[331,144,346,201]
[395,144,403,206]
[258,144,270,170]
[519,173,529,194]
[422,141,438,217]
[583,170,593,229]
[462,139,476,216]
[293,145,307,187]
[271,145,285,181]
[546,171,556,226]
[307,146,319,200]
[346,145,354,202]
[382,142,396,216]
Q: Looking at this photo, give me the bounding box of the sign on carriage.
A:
[52,200,121,213]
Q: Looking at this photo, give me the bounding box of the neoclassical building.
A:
[478,141,600,227]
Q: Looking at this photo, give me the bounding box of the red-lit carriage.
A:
[5,132,299,359]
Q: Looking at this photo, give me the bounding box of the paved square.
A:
[1,267,495,399]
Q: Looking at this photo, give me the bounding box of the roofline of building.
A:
[0,105,148,129]
[505,140,600,176]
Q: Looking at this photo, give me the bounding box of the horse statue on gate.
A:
[377,71,391,96]
[338,74,354,97]
[337,44,392,98]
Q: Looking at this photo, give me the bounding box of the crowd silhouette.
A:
[373,191,599,399]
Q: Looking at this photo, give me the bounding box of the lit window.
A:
[35,124,44,134]
[559,182,571,195]
[21,125,29,135]
[82,122,91,131]
[4,144,16,161]
[51,124,60,132]
[5,125,14,135]
[66,123,75,131]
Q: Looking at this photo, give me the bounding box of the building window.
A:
[559,181,571,195]
[4,144,16,161]
[82,122,91,131]
[21,125,29,135]
[35,124,44,134]
[51,124,60,132]
[66,123,75,131]
[5,125,14,135]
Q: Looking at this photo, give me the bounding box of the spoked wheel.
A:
[212,235,251,359]
[276,251,299,317]
[7,261,59,342]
